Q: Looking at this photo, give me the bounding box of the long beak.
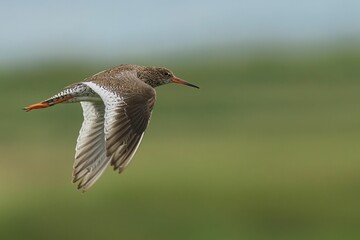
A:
[171,77,199,89]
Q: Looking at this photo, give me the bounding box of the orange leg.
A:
[24,96,74,112]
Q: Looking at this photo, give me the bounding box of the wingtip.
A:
[77,185,88,193]
[76,180,88,192]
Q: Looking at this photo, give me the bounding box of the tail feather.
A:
[23,83,96,112]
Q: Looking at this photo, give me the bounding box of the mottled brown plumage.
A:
[24,64,199,191]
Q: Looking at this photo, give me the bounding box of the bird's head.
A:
[139,67,199,89]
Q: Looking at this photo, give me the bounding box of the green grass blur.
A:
[1,46,360,239]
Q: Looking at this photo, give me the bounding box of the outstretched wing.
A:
[83,71,156,173]
[72,101,109,191]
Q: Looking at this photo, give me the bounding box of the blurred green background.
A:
[1,1,360,240]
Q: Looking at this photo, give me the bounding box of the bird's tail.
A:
[23,83,91,112]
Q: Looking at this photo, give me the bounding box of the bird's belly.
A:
[65,96,102,103]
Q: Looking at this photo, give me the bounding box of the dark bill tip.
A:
[171,77,200,89]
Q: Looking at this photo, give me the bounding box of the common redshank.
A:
[24,64,199,191]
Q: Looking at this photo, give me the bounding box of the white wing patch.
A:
[83,81,152,173]
[73,79,155,190]
[82,82,125,137]
[73,101,109,191]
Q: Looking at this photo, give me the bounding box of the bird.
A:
[24,64,199,191]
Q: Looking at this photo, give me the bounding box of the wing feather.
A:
[83,71,156,175]
[72,101,111,191]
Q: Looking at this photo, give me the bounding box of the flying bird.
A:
[24,64,199,191]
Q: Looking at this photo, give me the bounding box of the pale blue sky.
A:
[1,0,359,63]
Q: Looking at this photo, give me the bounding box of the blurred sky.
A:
[1,0,360,63]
